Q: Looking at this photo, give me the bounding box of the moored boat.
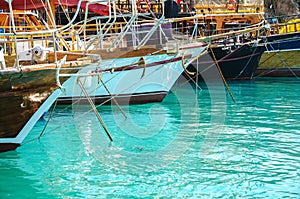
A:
[0,0,269,152]
[55,11,207,104]
[57,42,207,105]
[0,0,207,152]
[0,56,99,153]
[188,41,265,80]
[0,4,101,153]
[165,0,266,80]
[255,17,300,77]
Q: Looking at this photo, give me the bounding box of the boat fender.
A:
[32,46,46,62]
[137,0,151,13]
[225,0,236,10]
[166,40,178,54]
[0,45,6,69]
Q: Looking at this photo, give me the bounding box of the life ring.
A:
[225,0,237,11]
[137,0,151,13]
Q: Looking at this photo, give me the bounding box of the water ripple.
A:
[0,78,300,198]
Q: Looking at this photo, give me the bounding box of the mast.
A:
[47,0,56,27]
[7,0,19,67]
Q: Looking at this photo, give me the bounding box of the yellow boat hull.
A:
[255,50,300,77]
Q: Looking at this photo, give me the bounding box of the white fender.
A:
[0,45,6,69]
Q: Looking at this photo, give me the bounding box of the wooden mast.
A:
[47,0,56,27]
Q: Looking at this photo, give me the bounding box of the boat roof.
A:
[0,0,109,16]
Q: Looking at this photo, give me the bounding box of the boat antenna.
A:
[235,0,240,13]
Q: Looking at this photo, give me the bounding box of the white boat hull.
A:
[57,44,206,105]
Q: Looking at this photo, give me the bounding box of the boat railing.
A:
[266,17,300,35]
[0,27,90,56]
[194,4,264,14]
[0,0,90,67]
[113,0,264,14]
[49,0,266,53]
[0,0,267,65]
[54,12,267,53]
[9,18,263,55]
[58,12,189,51]
[166,14,265,41]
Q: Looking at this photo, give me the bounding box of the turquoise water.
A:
[1,77,300,198]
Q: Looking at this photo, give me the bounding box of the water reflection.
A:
[0,77,299,198]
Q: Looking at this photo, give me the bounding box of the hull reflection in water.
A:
[71,79,200,172]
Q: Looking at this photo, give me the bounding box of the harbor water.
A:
[0,77,300,198]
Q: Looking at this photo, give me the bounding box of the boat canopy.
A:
[0,0,109,16]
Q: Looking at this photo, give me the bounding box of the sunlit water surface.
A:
[0,77,300,198]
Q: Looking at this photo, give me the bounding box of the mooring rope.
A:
[209,44,236,103]
[77,77,113,142]
[180,47,208,90]
[100,79,127,119]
